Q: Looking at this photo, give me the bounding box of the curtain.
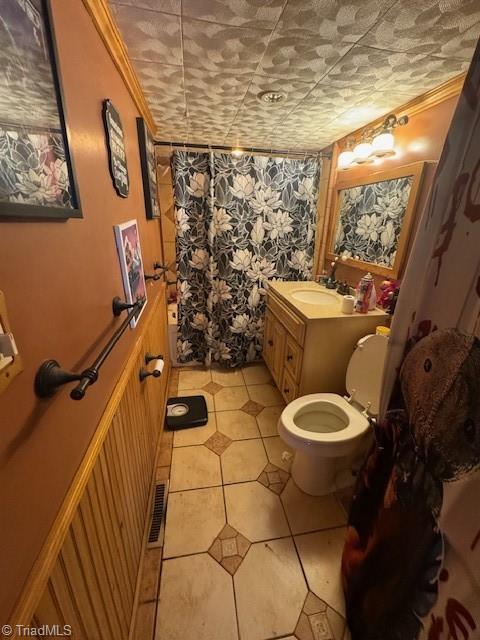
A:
[342,42,480,640]
[172,151,320,367]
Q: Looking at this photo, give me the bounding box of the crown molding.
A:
[82,0,156,134]
[397,73,466,119]
[337,73,466,144]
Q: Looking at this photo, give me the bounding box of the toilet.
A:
[278,333,388,496]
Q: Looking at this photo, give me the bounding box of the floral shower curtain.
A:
[172,151,320,366]
[342,42,480,640]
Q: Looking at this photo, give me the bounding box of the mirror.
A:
[327,162,426,278]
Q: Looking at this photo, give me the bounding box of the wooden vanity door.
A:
[263,310,286,387]
[263,311,275,373]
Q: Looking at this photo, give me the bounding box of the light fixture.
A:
[371,130,395,157]
[337,112,409,169]
[337,138,355,170]
[257,90,286,104]
[231,148,244,158]
[353,140,374,164]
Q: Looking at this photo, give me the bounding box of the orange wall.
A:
[0,0,163,621]
[321,96,459,288]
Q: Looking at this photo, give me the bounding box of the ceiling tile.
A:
[256,30,351,83]
[187,104,237,121]
[184,69,252,110]
[182,19,271,73]
[289,84,373,125]
[110,4,182,64]
[379,52,468,94]
[111,0,180,14]
[320,45,397,92]
[227,124,275,137]
[134,62,185,116]
[188,109,235,134]
[182,0,285,29]
[323,45,467,96]
[108,0,478,150]
[359,0,480,57]
[434,22,480,60]
[277,0,392,41]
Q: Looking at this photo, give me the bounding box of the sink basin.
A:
[290,289,338,305]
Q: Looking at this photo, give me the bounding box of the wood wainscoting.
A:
[10,285,170,639]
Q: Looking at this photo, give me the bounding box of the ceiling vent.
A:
[257,90,286,104]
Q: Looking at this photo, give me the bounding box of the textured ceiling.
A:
[109,0,480,151]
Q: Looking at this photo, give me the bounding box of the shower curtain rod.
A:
[154,140,332,159]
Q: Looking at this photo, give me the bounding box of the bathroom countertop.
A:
[268,281,389,322]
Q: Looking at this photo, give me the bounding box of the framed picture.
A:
[0,0,81,220]
[328,162,426,278]
[114,220,147,328]
[136,117,159,219]
[103,99,129,198]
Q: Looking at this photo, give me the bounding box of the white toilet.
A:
[278,333,388,496]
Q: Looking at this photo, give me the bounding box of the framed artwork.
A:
[136,117,160,219]
[103,99,129,198]
[0,0,81,220]
[114,219,147,328]
[328,162,426,278]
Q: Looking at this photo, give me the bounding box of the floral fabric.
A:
[0,128,73,208]
[333,176,413,267]
[172,151,320,366]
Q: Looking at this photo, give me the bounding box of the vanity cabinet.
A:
[263,283,389,404]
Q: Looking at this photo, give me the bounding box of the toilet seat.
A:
[279,393,370,457]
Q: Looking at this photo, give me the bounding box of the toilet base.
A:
[291,450,337,496]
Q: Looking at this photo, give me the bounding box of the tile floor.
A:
[134,363,352,640]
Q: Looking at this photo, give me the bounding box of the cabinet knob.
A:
[284,388,290,394]
[287,354,293,361]
[268,339,274,347]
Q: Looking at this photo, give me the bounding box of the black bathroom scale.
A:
[165,395,208,430]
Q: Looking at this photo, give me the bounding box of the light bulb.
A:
[353,142,373,163]
[337,149,354,170]
[372,131,395,157]
[231,148,244,157]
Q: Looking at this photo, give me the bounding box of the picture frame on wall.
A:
[136,117,160,219]
[0,0,81,220]
[103,99,129,198]
[327,162,426,278]
[114,219,147,328]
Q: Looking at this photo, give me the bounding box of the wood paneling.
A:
[22,287,170,639]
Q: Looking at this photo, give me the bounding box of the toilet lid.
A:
[345,334,388,416]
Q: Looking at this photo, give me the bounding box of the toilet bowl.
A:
[278,333,388,496]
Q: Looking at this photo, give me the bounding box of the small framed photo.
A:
[114,219,147,327]
[0,0,81,219]
[136,117,160,219]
